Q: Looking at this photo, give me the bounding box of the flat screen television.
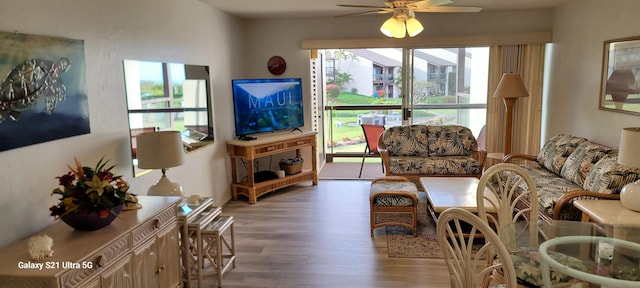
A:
[232,78,304,138]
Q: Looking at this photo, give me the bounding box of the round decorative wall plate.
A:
[268,56,286,75]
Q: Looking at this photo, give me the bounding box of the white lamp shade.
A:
[136,131,185,169]
[618,127,640,168]
[380,17,406,38]
[494,73,529,98]
[406,17,424,37]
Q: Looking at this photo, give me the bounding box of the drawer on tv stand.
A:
[253,137,313,156]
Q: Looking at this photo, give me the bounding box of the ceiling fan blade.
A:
[335,9,393,17]
[337,4,388,9]
[413,6,482,13]
[410,0,453,9]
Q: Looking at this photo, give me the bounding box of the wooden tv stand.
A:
[227,131,318,204]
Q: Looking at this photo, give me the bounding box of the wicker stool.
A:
[370,176,420,237]
[199,215,236,288]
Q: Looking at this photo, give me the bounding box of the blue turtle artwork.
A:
[0,31,90,152]
[0,57,71,123]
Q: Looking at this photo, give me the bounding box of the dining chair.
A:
[476,163,541,287]
[476,163,588,288]
[437,207,518,288]
[359,124,386,178]
[476,163,540,248]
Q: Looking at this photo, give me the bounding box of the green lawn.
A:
[326,91,461,153]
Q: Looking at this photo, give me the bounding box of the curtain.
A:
[486,44,545,156]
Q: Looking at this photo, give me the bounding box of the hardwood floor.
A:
[318,161,386,180]
[201,180,451,288]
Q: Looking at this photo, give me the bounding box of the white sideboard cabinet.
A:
[0,196,182,288]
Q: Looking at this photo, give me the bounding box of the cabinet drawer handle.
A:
[153,219,160,229]
[95,255,106,268]
[266,146,275,151]
[296,141,305,145]
[156,264,166,273]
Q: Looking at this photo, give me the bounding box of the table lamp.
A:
[137,131,185,196]
[493,73,529,155]
[618,127,640,211]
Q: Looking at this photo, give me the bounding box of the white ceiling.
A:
[199,0,569,19]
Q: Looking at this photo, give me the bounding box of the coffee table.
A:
[420,177,497,222]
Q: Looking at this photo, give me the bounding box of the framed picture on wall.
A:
[0,31,90,152]
[600,36,640,116]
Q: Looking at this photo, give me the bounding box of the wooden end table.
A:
[574,199,640,225]
[485,152,505,170]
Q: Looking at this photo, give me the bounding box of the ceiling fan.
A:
[337,0,482,38]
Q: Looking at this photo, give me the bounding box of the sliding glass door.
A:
[407,47,489,136]
[320,47,489,161]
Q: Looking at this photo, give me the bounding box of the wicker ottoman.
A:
[370,176,420,237]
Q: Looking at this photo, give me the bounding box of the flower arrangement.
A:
[49,157,131,219]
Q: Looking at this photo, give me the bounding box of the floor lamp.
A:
[493,73,529,155]
[137,131,185,196]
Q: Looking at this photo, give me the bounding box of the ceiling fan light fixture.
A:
[380,16,406,38]
[379,17,396,37]
[405,17,423,37]
[339,0,480,38]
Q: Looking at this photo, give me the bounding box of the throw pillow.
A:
[560,141,615,187]
[426,125,475,156]
[583,155,640,194]
[380,125,429,157]
[537,134,588,175]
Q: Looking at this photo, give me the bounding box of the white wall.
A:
[0,0,242,247]
[545,0,640,147]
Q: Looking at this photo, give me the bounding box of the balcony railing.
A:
[373,73,395,82]
[323,103,486,160]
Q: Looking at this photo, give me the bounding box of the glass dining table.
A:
[502,220,640,287]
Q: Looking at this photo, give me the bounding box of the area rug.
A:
[386,193,485,259]
[386,192,444,258]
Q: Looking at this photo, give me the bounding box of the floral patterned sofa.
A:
[504,134,640,223]
[377,125,486,186]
